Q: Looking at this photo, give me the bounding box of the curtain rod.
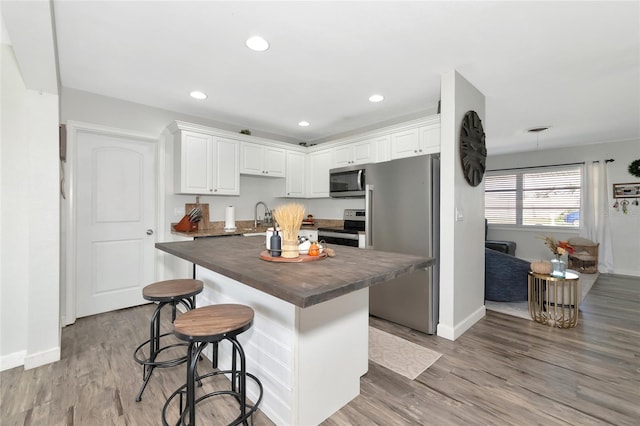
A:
[488,159,614,173]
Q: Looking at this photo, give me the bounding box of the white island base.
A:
[196,266,369,426]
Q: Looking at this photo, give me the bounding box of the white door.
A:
[75,131,156,317]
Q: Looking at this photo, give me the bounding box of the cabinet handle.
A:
[265,171,268,174]
[214,189,218,192]
[146,229,154,235]
[209,189,213,192]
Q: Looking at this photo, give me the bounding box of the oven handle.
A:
[317,231,359,240]
[365,184,373,248]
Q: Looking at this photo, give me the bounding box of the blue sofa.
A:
[485,248,530,302]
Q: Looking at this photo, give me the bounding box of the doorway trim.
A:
[63,121,165,326]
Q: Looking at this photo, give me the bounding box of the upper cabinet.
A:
[306,149,333,198]
[173,127,239,195]
[391,121,440,160]
[332,140,373,168]
[240,142,286,177]
[169,115,438,197]
[284,150,305,197]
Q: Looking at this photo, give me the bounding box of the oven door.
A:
[318,230,361,248]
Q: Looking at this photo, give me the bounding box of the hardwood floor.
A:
[1,274,638,425]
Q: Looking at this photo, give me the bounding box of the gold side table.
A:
[528,271,580,328]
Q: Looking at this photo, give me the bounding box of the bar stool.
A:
[133,279,204,402]
[162,304,263,426]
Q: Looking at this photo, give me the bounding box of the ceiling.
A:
[5,1,640,155]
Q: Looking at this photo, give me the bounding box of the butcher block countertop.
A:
[156,236,434,308]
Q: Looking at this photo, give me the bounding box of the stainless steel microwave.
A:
[329,165,368,198]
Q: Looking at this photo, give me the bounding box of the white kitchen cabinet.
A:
[391,125,440,159]
[419,124,440,155]
[306,148,333,198]
[284,150,305,197]
[240,141,286,177]
[174,130,239,195]
[332,140,373,168]
[371,135,391,163]
[391,128,420,160]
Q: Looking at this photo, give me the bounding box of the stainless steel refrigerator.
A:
[365,155,440,334]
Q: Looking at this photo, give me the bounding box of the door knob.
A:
[146,229,154,235]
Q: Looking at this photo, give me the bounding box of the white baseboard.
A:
[437,305,486,341]
[24,346,61,370]
[0,350,27,372]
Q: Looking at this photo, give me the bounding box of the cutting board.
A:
[185,202,210,230]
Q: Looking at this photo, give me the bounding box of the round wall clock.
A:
[459,110,487,187]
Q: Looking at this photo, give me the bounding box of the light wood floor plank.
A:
[1,273,638,425]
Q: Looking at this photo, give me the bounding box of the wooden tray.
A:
[259,250,327,263]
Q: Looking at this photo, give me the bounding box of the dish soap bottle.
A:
[270,228,282,257]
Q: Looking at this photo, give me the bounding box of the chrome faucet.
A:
[254,201,270,228]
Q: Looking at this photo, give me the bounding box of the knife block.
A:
[173,215,198,232]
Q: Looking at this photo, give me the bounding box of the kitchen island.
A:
[156,236,434,425]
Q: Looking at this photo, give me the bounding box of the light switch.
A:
[455,207,464,222]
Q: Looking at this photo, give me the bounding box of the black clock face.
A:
[460,110,487,187]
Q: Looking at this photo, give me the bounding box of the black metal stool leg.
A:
[184,341,208,426]
[135,302,166,402]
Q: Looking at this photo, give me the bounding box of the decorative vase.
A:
[550,256,566,278]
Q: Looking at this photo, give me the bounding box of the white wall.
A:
[1,43,60,370]
[486,139,640,277]
[437,71,487,340]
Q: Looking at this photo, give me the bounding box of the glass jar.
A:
[550,256,566,278]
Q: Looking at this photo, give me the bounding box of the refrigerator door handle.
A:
[365,184,374,248]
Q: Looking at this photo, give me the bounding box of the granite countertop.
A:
[170,219,343,238]
[155,236,434,308]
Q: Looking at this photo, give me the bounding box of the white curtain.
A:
[581,161,614,273]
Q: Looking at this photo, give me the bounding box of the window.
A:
[485,165,581,228]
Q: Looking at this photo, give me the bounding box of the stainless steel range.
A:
[317,209,366,248]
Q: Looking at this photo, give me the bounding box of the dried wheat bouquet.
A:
[273,203,306,242]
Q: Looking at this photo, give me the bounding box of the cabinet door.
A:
[333,145,353,168]
[307,149,333,198]
[391,129,420,160]
[285,151,305,197]
[240,142,264,175]
[352,140,372,165]
[419,125,441,154]
[213,138,239,195]
[264,146,286,177]
[177,131,213,194]
[372,135,391,163]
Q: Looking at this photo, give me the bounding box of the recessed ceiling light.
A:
[190,91,207,100]
[298,121,310,127]
[369,94,384,103]
[246,36,269,52]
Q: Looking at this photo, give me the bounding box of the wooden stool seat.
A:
[143,279,203,302]
[174,304,254,343]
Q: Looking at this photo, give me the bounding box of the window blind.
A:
[485,165,581,227]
